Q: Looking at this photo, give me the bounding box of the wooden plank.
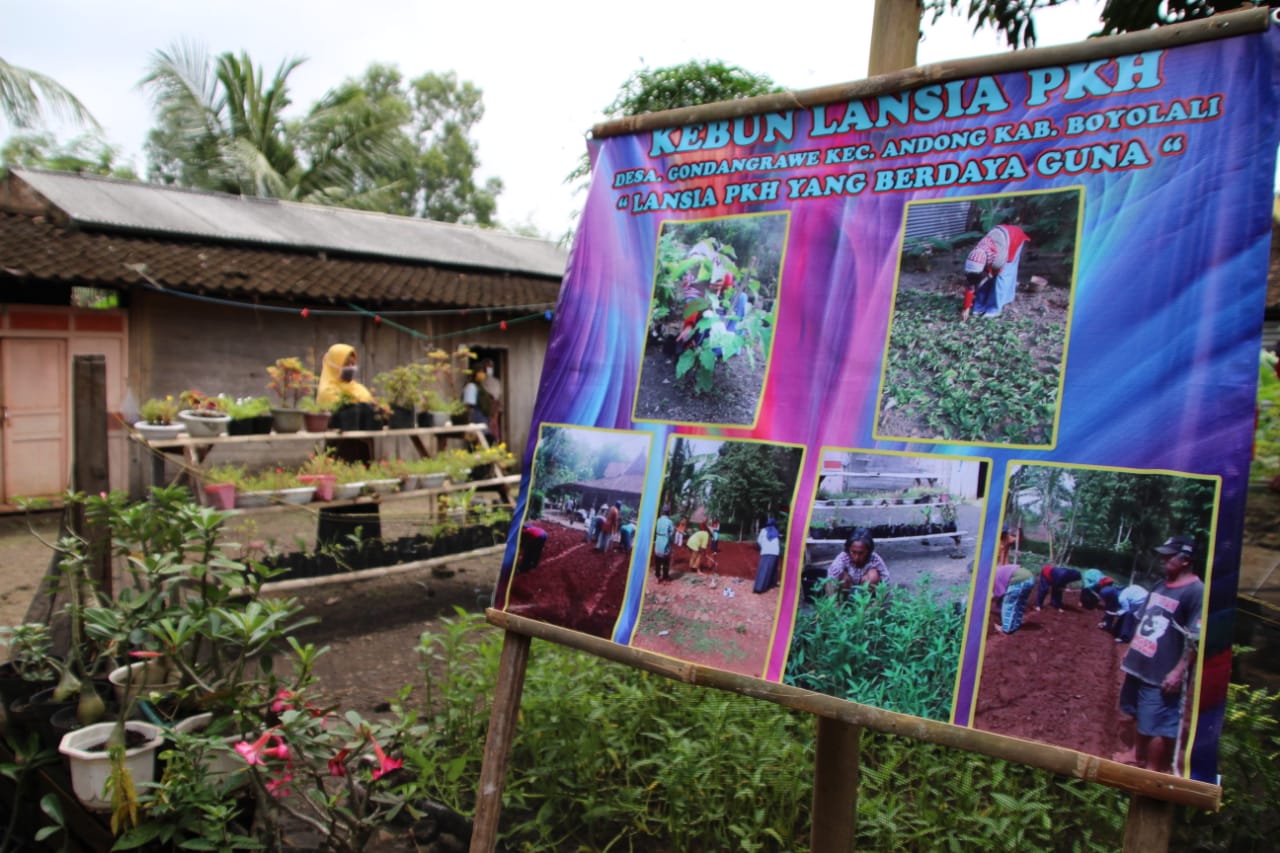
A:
[261,544,506,593]
[205,474,519,516]
[470,631,531,853]
[484,610,1222,811]
[136,423,486,449]
[1123,795,1173,852]
[71,355,112,596]
[591,8,1269,139]
[811,717,861,852]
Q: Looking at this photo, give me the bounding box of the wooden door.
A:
[1,337,68,501]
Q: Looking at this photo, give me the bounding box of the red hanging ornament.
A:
[499,320,508,331]
[300,308,310,318]
[374,315,382,325]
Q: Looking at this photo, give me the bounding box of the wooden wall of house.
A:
[127,291,550,495]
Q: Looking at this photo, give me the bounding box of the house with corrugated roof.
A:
[0,168,566,501]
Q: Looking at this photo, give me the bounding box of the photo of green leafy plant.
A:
[875,189,1082,448]
[634,212,788,427]
[784,578,966,721]
[783,449,986,721]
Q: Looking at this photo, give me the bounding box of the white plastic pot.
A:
[59,721,164,811]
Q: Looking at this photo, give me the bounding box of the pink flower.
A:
[128,650,164,659]
[370,738,403,780]
[265,771,293,798]
[328,748,350,777]
[235,731,288,766]
[270,690,296,713]
[235,731,275,766]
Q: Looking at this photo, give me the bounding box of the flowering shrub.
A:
[266,357,318,408]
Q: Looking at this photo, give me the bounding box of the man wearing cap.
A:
[1114,534,1204,774]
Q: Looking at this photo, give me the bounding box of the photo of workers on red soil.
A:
[499,424,653,639]
[973,462,1220,778]
[629,435,805,677]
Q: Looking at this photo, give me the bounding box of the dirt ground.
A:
[0,502,506,713]
[498,519,630,638]
[633,334,764,426]
[630,537,779,677]
[972,586,1128,761]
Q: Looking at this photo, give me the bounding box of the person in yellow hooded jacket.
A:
[317,343,375,407]
[317,343,375,463]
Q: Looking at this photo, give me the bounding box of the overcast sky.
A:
[4,1,1103,239]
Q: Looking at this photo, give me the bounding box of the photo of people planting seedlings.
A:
[783,449,988,722]
[634,212,788,428]
[875,188,1083,448]
[974,462,1219,777]
[629,435,804,677]
[498,424,653,639]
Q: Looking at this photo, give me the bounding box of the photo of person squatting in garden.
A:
[824,529,888,597]
[1114,535,1203,774]
[961,223,1030,320]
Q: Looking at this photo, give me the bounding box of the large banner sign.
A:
[494,21,1280,787]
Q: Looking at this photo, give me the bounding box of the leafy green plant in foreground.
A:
[410,613,1275,852]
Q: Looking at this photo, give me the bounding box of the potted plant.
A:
[405,455,451,490]
[298,395,335,433]
[373,363,424,429]
[236,468,314,508]
[201,463,245,510]
[417,346,474,426]
[266,357,318,434]
[297,449,341,501]
[364,459,402,495]
[134,395,185,442]
[225,396,273,435]
[176,390,232,438]
[330,459,370,500]
[327,386,376,432]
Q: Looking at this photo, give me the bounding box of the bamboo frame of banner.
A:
[468,7,1267,851]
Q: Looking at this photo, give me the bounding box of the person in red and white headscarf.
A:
[962,224,1030,319]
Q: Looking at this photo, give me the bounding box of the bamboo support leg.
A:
[810,717,861,853]
[1123,794,1173,852]
[469,630,531,853]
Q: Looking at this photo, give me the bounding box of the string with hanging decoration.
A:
[122,267,556,346]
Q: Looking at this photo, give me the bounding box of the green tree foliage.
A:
[141,43,500,223]
[704,442,803,538]
[924,0,1232,50]
[603,60,781,119]
[568,59,780,187]
[0,56,98,130]
[0,131,136,178]
[1005,465,1216,580]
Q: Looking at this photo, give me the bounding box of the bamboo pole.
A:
[868,0,922,77]
[591,7,1269,140]
[469,630,531,853]
[485,610,1221,812]
[811,715,862,852]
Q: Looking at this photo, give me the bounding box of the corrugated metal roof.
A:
[11,168,567,279]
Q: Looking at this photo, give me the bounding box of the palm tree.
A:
[141,41,302,195]
[0,56,99,129]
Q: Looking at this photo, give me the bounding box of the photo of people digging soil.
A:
[630,435,804,675]
[497,424,652,638]
[876,189,1082,447]
[973,462,1218,775]
[634,212,788,428]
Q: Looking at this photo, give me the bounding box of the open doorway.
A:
[469,347,507,444]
